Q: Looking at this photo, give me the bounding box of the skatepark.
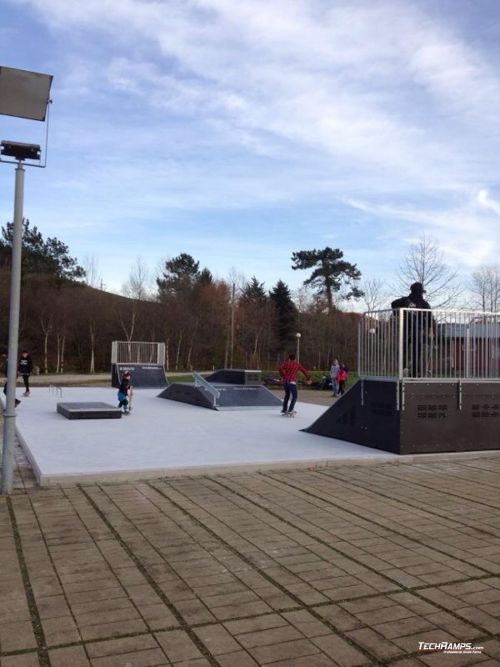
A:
[14,385,397,486]
[11,317,500,486]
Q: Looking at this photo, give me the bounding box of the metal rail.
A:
[193,372,220,409]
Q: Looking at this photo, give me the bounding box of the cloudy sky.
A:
[1,0,499,296]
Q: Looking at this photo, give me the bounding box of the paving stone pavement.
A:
[1,443,500,667]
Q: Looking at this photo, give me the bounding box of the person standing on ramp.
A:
[391,282,434,377]
[278,353,311,416]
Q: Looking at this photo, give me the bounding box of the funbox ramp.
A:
[158,370,282,410]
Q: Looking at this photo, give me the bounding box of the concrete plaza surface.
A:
[14,387,395,485]
[2,457,500,665]
[2,382,500,665]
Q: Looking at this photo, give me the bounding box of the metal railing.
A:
[111,341,165,365]
[358,309,500,381]
[193,372,220,408]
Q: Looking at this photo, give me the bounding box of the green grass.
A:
[165,373,197,384]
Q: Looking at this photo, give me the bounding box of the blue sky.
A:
[1,0,499,296]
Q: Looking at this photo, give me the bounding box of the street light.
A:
[295,332,301,362]
[0,66,53,495]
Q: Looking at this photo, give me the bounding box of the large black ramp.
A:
[111,363,168,389]
[304,379,500,455]
[158,384,216,410]
[57,402,122,420]
[205,369,262,385]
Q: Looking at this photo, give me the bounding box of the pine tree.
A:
[0,218,85,283]
[157,253,201,296]
[269,280,297,353]
[291,247,363,312]
[240,276,267,305]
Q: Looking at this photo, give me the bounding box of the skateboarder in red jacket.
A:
[278,354,311,416]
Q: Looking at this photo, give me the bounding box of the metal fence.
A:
[358,309,500,381]
[111,341,165,365]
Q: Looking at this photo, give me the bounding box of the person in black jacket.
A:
[18,350,33,397]
[391,282,434,377]
[2,349,21,406]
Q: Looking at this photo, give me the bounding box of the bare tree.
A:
[293,286,314,314]
[226,267,247,294]
[117,257,153,344]
[122,256,152,300]
[395,235,461,307]
[82,254,104,289]
[470,265,500,312]
[360,278,389,312]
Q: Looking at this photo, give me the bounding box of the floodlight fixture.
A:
[1,140,41,161]
[1,65,53,495]
[296,332,301,362]
[0,66,53,121]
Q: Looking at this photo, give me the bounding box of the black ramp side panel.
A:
[205,369,246,384]
[215,384,281,408]
[57,402,122,420]
[303,380,366,443]
[362,380,401,453]
[158,384,216,410]
[401,382,500,454]
[303,380,401,453]
[205,369,262,385]
[112,363,167,389]
[401,383,456,454]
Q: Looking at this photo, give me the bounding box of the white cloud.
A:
[346,195,499,268]
[3,0,500,285]
[477,189,500,216]
[18,1,500,184]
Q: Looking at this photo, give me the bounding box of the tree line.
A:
[0,221,363,373]
[1,220,498,375]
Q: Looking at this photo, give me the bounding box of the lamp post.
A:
[295,332,301,362]
[0,66,52,495]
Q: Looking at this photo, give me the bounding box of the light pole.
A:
[295,332,301,362]
[0,66,52,495]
